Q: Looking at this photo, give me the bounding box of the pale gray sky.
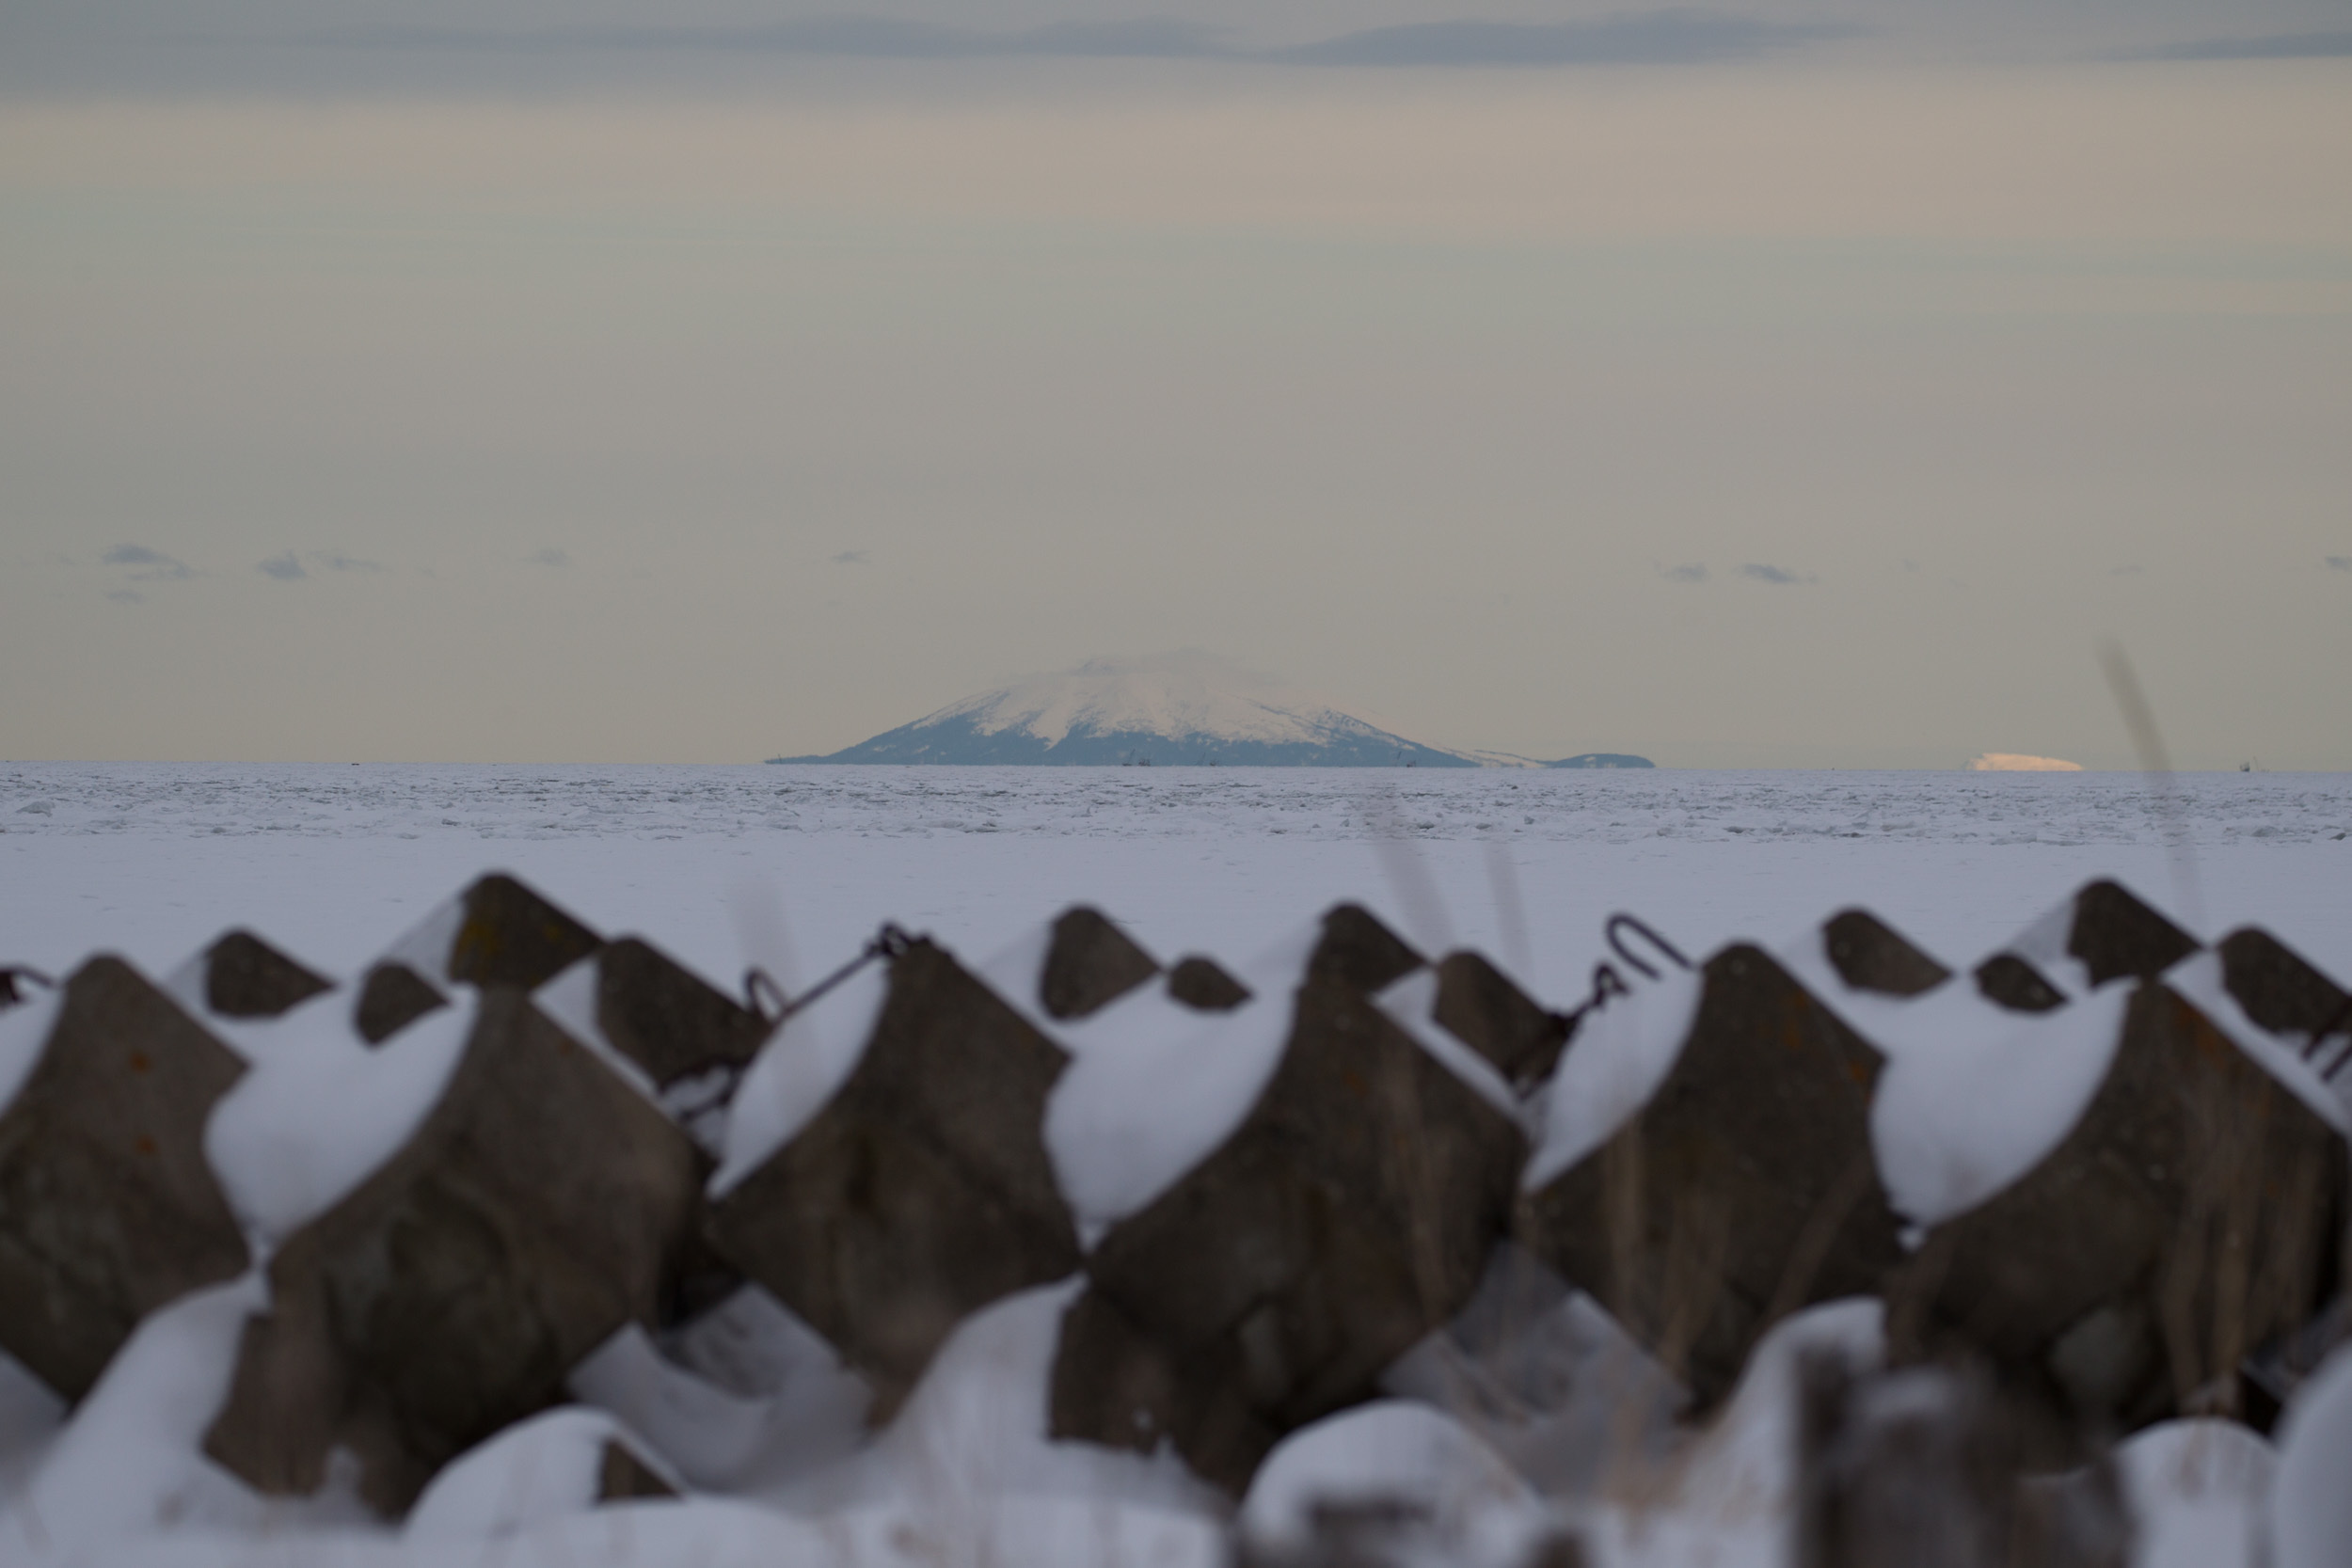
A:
[2,3,2348,767]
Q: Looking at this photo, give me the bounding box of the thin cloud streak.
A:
[258,552,306,581]
[274,18,1233,61]
[1658,562,1709,583]
[262,11,1861,69]
[1276,14,1864,67]
[2133,31,2352,60]
[103,545,194,581]
[1738,562,1816,584]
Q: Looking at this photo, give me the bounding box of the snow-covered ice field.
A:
[2,763,2349,1568]
[4,763,2349,1002]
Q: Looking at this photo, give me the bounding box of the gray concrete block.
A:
[1307,904,1425,995]
[1820,910,1952,999]
[1168,955,1252,1012]
[201,988,704,1515]
[190,930,334,1020]
[1039,907,1160,1021]
[1974,880,2198,1013]
[0,958,251,1400]
[354,962,450,1045]
[1884,980,2347,1436]
[1055,960,1526,1492]
[706,937,1081,1414]
[2217,927,2350,1047]
[580,937,772,1091]
[1518,944,1907,1410]
[356,874,604,1045]
[1430,950,1567,1086]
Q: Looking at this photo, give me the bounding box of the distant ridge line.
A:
[767,655,1653,768]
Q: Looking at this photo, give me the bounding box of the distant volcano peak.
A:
[770,654,1651,768]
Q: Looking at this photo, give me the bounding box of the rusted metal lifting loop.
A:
[0,965,55,1007]
[754,922,916,1031]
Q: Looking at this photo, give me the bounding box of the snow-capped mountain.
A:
[770,653,1652,768]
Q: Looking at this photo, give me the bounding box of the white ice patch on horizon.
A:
[1968,753,2083,771]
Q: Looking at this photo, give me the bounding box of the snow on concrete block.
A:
[1974,879,2198,1013]
[706,936,1082,1414]
[0,957,250,1401]
[1039,906,1161,1022]
[1233,1401,1570,1568]
[1518,943,1907,1410]
[1430,950,1568,1086]
[184,929,334,1021]
[2271,1345,2352,1568]
[354,873,603,1045]
[1055,958,1526,1492]
[1884,978,2347,1438]
[403,1406,679,1544]
[201,986,704,1515]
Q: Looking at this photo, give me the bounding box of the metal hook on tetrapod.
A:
[1604,913,1691,981]
[768,921,918,1027]
[743,967,789,1027]
[1553,959,1634,1038]
[0,965,55,1007]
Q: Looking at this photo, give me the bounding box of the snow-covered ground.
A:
[1,763,2348,1568]
[3,763,2347,1000]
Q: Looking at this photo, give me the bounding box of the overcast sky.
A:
[2,2,2347,768]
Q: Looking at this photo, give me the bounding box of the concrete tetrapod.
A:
[0,957,251,1400]
[1053,905,1528,1494]
[203,987,705,1515]
[1517,940,1909,1411]
[353,873,603,1044]
[707,934,1083,1417]
[1883,975,2347,1442]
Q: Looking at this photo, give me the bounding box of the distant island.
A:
[768,654,1654,768]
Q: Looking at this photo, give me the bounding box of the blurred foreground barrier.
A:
[1052,905,1527,1493]
[354,873,602,1043]
[1515,914,1914,1410]
[0,958,250,1400]
[1884,892,2348,1444]
[1973,880,2198,1015]
[1795,1346,2132,1568]
[172,928,335,1021]
[203,986,704,1514]
[707,930,1083,1415]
